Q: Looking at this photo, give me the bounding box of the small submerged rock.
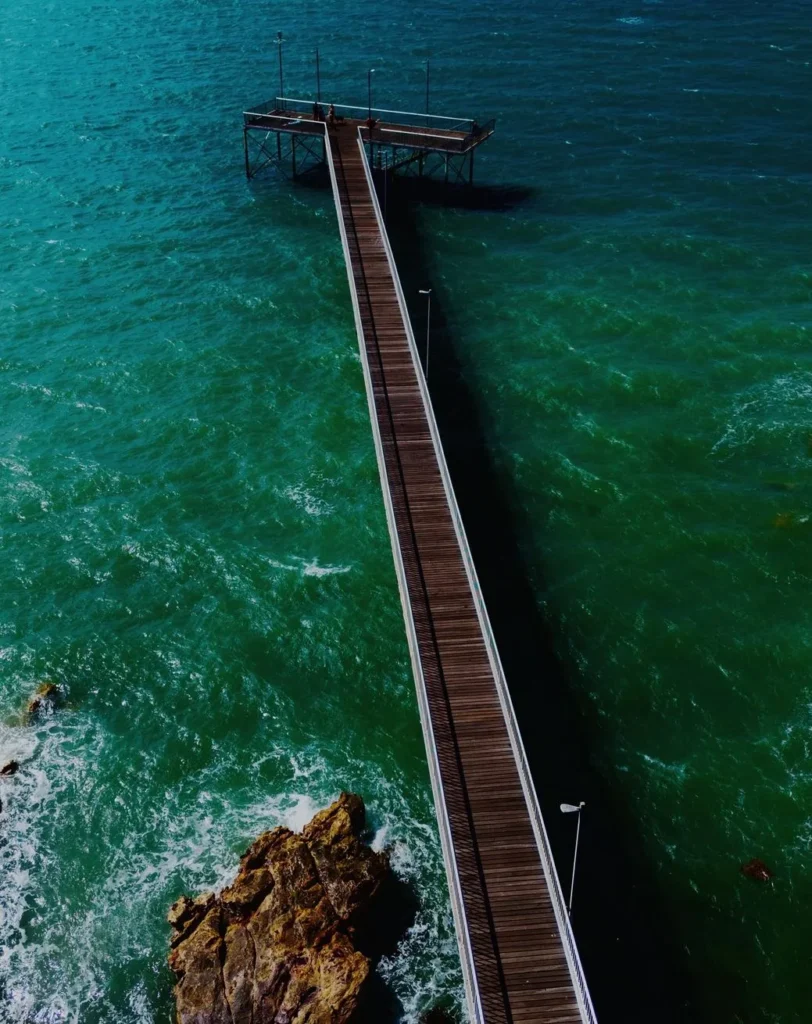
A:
[1,760,19,777]
[27,681,60,719]
[168,792,391,1024]
[741,857,774,882]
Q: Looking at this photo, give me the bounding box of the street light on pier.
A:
[367,67,376,122]
[560,801,585,917]
[275,32,284,105]
[418,289,432,380]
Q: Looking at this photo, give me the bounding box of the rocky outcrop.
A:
[168,793,390,1024]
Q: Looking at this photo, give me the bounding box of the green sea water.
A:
[2,0,811,1021]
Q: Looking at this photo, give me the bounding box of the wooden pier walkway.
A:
[321,122,597,1024]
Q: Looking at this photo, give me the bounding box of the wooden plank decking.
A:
[323,123,595,1024]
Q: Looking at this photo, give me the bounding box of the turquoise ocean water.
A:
[1,0,810,1021]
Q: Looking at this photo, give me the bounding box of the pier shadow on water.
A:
[352,873,420,1022]
[378,173,697,1024]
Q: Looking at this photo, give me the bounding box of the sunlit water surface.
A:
[2,0,811,1021]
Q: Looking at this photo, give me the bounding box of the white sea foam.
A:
[711,371,812,463]
[266,554,352,579]
[73,401,107,413]
[0,712,459,1023]
[302,561,351,577]
[641,751,689,780]
[11,382,54,398]
[0,714,106,1023]
[283,483,334,518]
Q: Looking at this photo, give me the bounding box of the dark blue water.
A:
[1,0,810,1021]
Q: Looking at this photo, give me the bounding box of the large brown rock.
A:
[168,793,390,1024]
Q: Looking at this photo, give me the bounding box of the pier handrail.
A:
[244,96,475,133]
[242,110,326,135]
[359,116,496,154]
[279,96,474,131]
[322,122,485,1023]
[353,127,598,1024]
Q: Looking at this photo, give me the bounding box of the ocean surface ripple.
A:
[2,0,811,1021]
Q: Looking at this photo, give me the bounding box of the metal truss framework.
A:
[243,128,475,189]
[243,127,326,181]
[368,144,475,186]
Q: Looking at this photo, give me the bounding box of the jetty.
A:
[243,98,597,1024]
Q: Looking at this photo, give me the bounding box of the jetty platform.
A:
[243,99,597,1024]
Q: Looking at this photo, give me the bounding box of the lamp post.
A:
[367,68,375,121]
[560,801,585,917]
[382,149,389,221]
[315,47,321,103]
[276,32,284,105]
[418,289,432,379]
[425,58,430,118]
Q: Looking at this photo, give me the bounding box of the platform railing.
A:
[242,99,278,119]
[244,100,496,156]
[360,116,497,154]
[243,110,326,135]
[245,96,476,134]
